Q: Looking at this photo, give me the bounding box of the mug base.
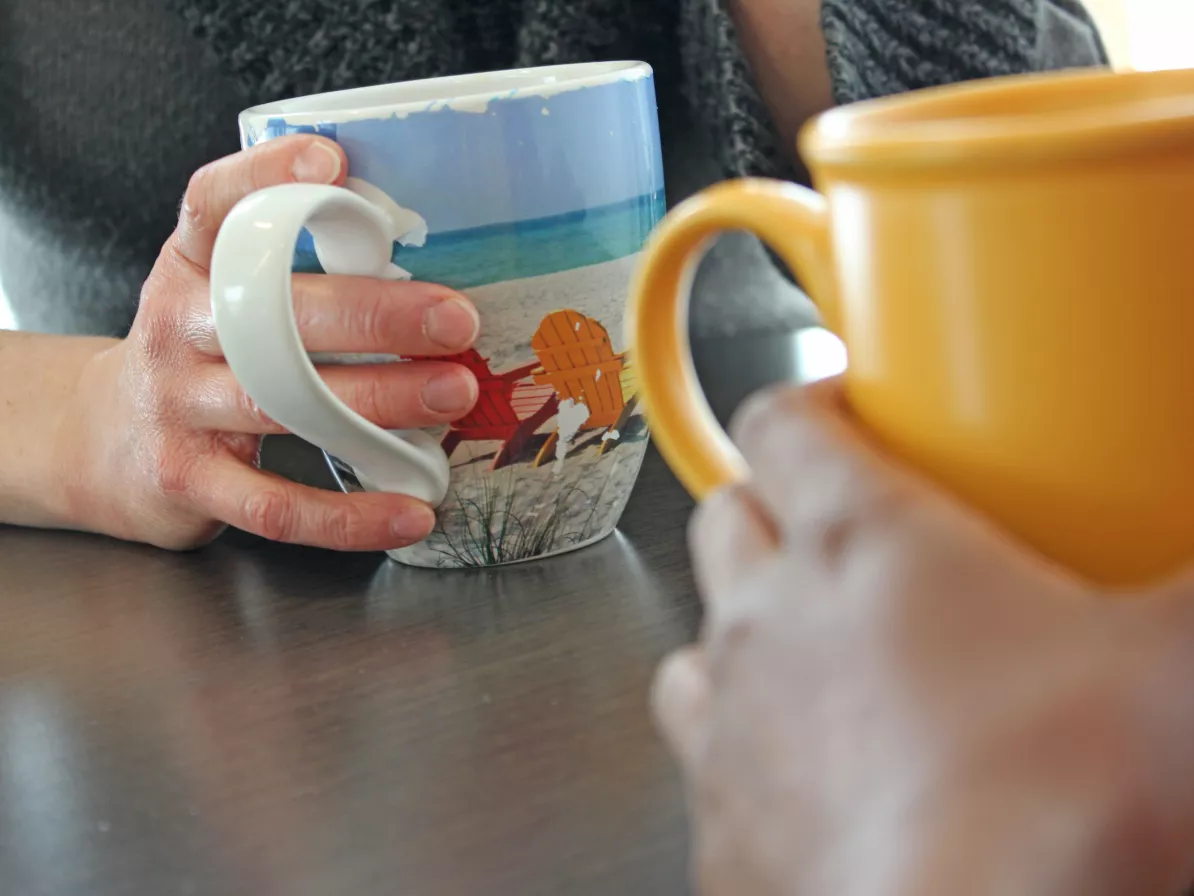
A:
[324,436,647,571]
[384,525,618,570]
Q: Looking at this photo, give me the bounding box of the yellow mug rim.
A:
[802,67,1194,173]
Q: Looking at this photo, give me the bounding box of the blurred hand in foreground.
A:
[655,376,1194,896]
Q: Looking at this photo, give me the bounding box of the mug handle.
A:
[627,178,842,501]
[210,183,451,506]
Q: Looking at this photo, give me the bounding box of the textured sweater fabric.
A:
[0,0,1108,337]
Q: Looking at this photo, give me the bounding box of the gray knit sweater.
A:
[0,0,1107,337]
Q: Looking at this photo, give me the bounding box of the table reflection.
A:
[0,519,695,893]
[0,326,832,894]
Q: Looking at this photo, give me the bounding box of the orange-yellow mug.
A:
[628,67,1194,588]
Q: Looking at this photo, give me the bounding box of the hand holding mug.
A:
[655,378,1194,896]
[57,134,480,551]
[210,62,663,569]
[631,67,1194,587]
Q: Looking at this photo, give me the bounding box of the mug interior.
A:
[241,61,651,126]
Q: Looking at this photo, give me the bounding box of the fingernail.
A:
[292,142,342,184]
[423,297,480,350]
[392,503,436,541]
[421,369,477,414]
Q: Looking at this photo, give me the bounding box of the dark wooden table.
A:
[0,330,840,896]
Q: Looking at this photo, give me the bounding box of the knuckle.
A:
[289,276,323,335]
[293,276,397,350]
[241,488,295,543]
[178,306,218,355]
[240,137,298,193]
[810,496,919,601]
[180,164,216,234]
[323,502,375,549]
[235,386,277,431]
[347,374,393,425]
[690,485,777,561]
[703,612,764,708]
[796,463,907,563]
[138,261,181,314]
[151,443,198,499]
[247,143,286,190]
[135,274,165,327]
[718,614,757,653]
[350,282,394,346]
[133,303,189,370]
[810,513,866,569]
[137,271,157,311]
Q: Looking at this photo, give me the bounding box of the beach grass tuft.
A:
[432,474,596,568]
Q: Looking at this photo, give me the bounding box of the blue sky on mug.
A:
[262,76,664,233]
[258,75,666,289]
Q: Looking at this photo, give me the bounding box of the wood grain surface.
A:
[0,332,818,896]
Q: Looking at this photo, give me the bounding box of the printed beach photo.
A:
[248,73,665,568]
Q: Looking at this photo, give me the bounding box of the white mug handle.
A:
[209,183,451,506]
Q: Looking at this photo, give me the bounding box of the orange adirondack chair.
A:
[529,310,640,467]
[406,349,559,470]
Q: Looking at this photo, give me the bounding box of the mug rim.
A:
[802,67,1194,173]
[239,60,652,127]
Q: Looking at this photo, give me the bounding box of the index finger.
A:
[172,135,347,272]
[195,455,435,552]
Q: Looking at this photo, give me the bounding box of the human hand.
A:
[55,134,480,551]
[654,377,1194,896]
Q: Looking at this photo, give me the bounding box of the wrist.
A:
[0,332,120,531]
[49,339,128,532]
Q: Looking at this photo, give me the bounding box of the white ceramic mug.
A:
[210,62,665,569]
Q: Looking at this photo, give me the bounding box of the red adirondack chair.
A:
[406,349,559,470]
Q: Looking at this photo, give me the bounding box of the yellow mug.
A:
[629,67,1194,588]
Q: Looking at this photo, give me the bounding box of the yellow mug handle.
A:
[628,178,842,501]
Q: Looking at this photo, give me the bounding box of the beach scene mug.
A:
[210,62,664,569]
[630,66,1194,588]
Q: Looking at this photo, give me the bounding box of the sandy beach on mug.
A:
[465,253,640,370]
